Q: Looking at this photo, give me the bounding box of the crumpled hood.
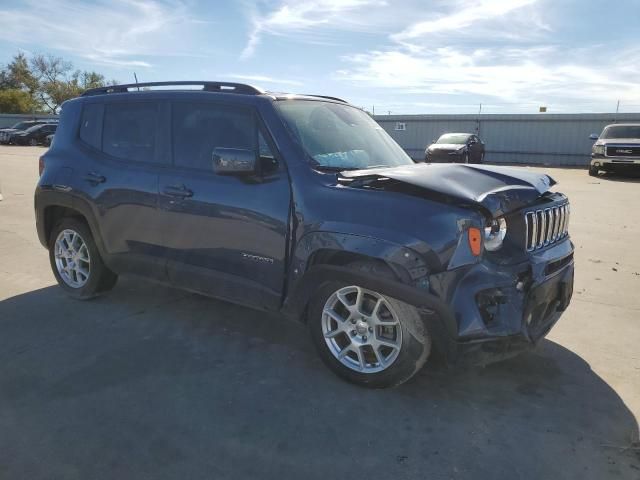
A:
[340,163,556,217]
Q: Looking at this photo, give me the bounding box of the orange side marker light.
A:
[468,227,482,256]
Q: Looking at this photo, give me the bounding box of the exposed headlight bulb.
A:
[484,217,507,251]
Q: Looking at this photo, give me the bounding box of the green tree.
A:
[0,89,38,114]
[0,52,116,114]
[29,54,112,113]
[0,53,38,91]
[0,53,41,113]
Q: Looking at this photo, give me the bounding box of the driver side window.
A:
[172,102,256,172]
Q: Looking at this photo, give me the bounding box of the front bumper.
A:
[429,238,575,365]
[591,156,640,170]
[426,150,466,163]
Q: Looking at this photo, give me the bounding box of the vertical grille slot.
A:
[525,202,570,252]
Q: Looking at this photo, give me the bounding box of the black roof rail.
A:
[81,81,265,97]
[302,94,348,103]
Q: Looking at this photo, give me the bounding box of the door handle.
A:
[163,184,193,198]
[84,172,106,184]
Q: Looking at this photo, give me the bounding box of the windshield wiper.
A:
[314,164,392,173]
[313,165,360,172]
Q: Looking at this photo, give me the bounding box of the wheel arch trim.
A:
[36,189,108,259]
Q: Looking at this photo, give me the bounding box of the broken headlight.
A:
[484,217,507,251]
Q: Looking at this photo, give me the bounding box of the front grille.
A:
[524,203,570,252]
[606,145,640,157]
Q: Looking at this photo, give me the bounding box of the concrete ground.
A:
[0,145,639,479]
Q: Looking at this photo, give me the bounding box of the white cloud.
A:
[240,0,386,59]
[333,0,640,112]
[0,0,213,69]
[392,0,538,41]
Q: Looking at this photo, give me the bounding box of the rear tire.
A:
[49,218,118,300]
[308,261,431,388]
[29,138,37,146]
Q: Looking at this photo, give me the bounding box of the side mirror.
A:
[589,133,599,140]
[212,148,257,175]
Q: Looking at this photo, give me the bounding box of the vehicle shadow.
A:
[596,171,640,183]
[0,279,638,480]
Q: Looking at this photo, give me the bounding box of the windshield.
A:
[277,100,413,170]
[24,125,43,133]
[436,134,469,144]
[10,121,31,130]
[602,125,640,139]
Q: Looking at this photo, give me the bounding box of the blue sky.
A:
[1,0,639,114]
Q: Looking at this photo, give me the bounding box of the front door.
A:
[158,101,291,310]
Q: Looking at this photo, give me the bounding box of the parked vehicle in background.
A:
[589,124,640,176]
[35,81,574,388]
[10,123,58,146]
[424,133,485,163]
[0,120,55,144]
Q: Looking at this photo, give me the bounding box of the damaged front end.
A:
[338,162,575,365]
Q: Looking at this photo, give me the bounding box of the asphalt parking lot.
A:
[1,145,639,479]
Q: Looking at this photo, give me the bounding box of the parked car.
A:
[10,123,58,146]
[35,81,574,388]
[0,120,54,144]
[424,133,485,163]
[589,124,640,176]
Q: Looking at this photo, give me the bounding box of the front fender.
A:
[281,263,458,359]
[288,230,434,287]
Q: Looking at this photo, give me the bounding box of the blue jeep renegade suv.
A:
[35,81,574,387]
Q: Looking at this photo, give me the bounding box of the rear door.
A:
[73,99,168,278]
[158,100,291,310]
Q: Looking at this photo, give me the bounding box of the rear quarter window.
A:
[79,103,103,150]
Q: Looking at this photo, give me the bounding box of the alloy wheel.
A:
[321,286,403,373]
[54,229,91,288]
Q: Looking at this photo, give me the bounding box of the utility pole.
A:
[614,99,620,123]
[476,103,482,135]
[372,105,375,115]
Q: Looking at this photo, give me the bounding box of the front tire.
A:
[588,165,599,177]
[49,218,118,299]
[308,264,431,388]
[29,138,38,146]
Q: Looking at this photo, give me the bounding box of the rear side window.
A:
[172,102,255,171]
[79,103,103,149]
[103,103,157,163]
